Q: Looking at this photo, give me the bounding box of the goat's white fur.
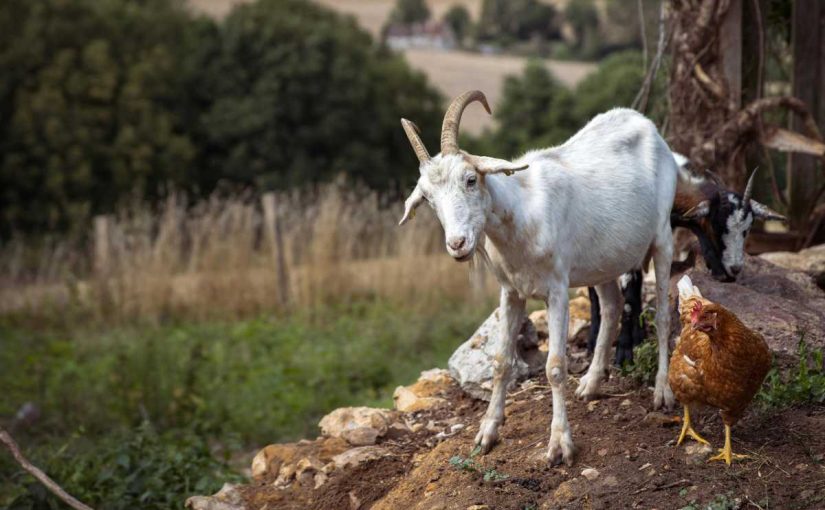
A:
[402,107,678,466]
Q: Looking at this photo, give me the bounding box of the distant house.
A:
[384,21,457,51]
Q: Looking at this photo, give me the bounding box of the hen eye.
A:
[466,175,477,188]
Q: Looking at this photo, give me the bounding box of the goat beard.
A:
[469,233,492,283]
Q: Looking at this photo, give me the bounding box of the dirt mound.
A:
[197,256,825,509]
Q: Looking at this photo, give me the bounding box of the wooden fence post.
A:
[788,0,825,239]
[93,215,111,276]
[262,193,290,307]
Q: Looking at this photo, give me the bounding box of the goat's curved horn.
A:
[742,167,758,207]
[401,119,430,163]
[441,90,491,154]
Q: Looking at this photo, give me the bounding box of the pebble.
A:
[581,468,600,480]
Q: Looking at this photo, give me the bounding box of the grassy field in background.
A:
[0,298,494,507]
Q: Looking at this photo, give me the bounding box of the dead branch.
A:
[633,0,668,113]
[0,427,95,510]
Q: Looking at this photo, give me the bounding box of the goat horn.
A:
[441,90,491,154]
[742,167,758,207]
[401,119,430,163]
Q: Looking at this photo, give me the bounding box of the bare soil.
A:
[241,375,825,510]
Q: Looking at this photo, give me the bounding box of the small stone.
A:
[332,446,389,470]
[342,427,380,446]
[467,506,490,510]
[295,457,325,476]
[597,448,608,456]
[638,463,652,471]
[684,443,713,465]
[185,484,245,510]
[620,399,632,407]
[319,407,393,440]
[581,468,600,480]
[643,412,681,427]
[587,400,599,412]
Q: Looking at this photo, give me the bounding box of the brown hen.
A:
[668,275,772,465]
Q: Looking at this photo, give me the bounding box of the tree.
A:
[443,5,471,44]
[489,51,652,158]
[477,0,558,44]
[201,0,443,194]
[0,0,208,234]
[564,0,600,58]
[388,0,431,26]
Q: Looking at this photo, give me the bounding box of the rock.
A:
[295,456,325,476]
[642,412,681,427]
[597,448,608,456]
[530,297,591,347]
[332,446,389,469]
[551,478,586,505]
[319,407,394,445]
[186,483,245,510]
[683,443,713,465]
[683,257,825,353]
[393,369,455,412]
[448,308,542,401]
[251,443,303,480]
[342,427,380,446]
[467,505,490,510]
[393,385,446,413]
[581,468,600,480]
[314,472,328,489]
[761,244,825,276]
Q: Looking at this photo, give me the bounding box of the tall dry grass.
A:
[0,181,496,324]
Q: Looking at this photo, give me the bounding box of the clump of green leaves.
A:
[758,335,825,410]
[4,423,242,510]
[449,447,508,483]
[619,307,658,386]
[679,492,743,510]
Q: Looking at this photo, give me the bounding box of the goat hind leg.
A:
[652,232,675,410]
[475,288,525,453]
[576,280,619,400]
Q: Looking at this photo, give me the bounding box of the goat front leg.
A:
[546,278,575,465]
[474,288,526,453]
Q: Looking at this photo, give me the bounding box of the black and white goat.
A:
[399,90,678,465]
[587,153,786,365]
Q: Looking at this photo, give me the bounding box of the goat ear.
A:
[681,200,710,220]
[465,154,528,176]
[750,200,787,222]
[399,185,425,226]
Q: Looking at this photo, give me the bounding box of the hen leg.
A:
[676,405,710,446]
[708,424,749,465]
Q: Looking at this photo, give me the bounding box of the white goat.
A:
[399,91,678,465]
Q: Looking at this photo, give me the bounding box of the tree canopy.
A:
[0,0,443,235]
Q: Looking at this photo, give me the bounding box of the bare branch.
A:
[0,427,95,510]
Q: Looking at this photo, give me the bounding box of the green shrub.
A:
[758,335,825,410]
[3,423,242,510]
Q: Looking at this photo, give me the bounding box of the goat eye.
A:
[466,175,477,187]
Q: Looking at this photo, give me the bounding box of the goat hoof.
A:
[546,430,575,466]
[653,378,675,411]
[575,372,603,401]
[614,347,634,367]
[474,418,500,453]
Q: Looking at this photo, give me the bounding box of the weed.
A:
[679,492,741,510]
[449,454,508,483]
[757,334,825,410]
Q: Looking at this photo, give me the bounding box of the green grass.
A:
[757,335,825,410]
[0,298,493,508]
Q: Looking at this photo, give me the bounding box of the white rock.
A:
[185,483,245,510]
[332,446,389,470]
[581,468,600,481]
[318,407,393,444]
